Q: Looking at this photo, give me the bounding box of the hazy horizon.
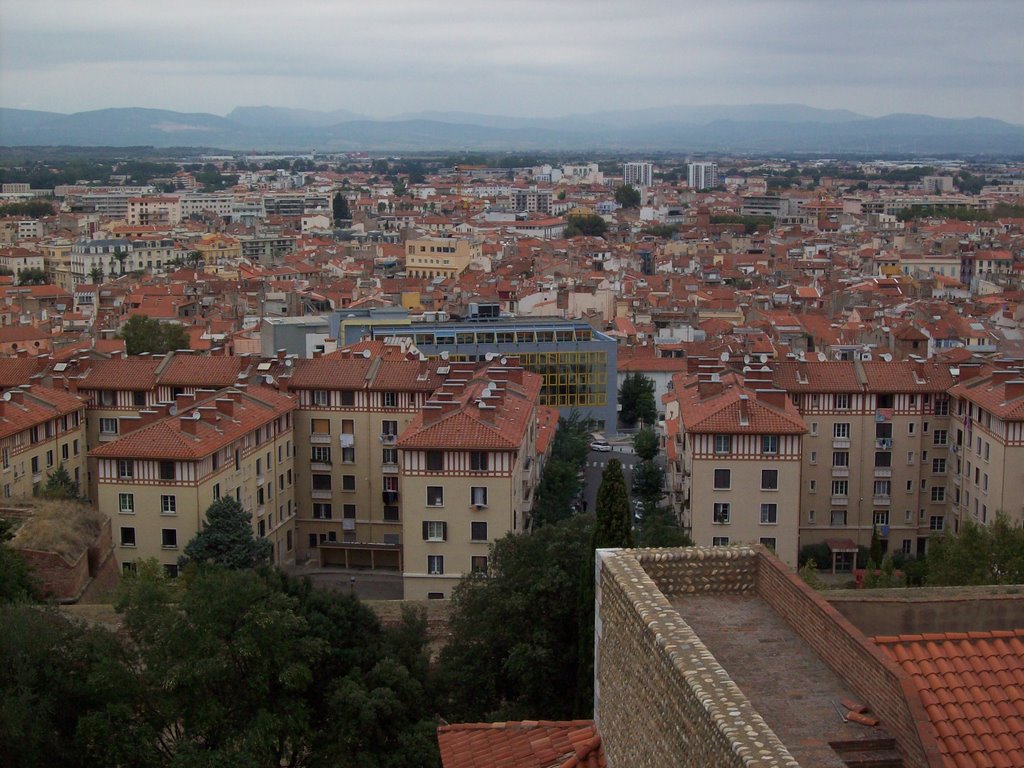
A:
[3,1,1022,124]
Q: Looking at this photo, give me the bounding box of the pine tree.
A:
[593,459,633,549]
[179,497,271,570]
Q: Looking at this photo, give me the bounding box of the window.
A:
[313,503,332,519]
[934,399,949,416]
[810,451,817,464]
[312,474,332,491]
[426,451,444,471]
[761,469,778,490]
[118,460,133,479]
[809,480,817,492]
[908,422,916,435]
[760,503,778,524]
[341,391,355,407]
[713,469,731,490]
[383,505,400,522]
[712,536,730,547]
[31,456,39,475]
[713,502,731,524]
[471,555,489,575]
[343,504,356,519]
[713,435,732,454]
[875,422,893,440]
[874,452,891,467]
[120,527,136,547]
[157,460,175,481]
[984,442,990,461]
[833,423,850,439]
[873,511,889,526]
[311,418,330,435]
[930,515,945,531]
[313,390,329,407]
[471,521,488,541]
[133,390,146,407]
[830,509,847,526]
[808,509,816,524]
[118,493,135,513]
[234,449,241,472]
[382,448,398,465]
[383,391,398,408]
[907,451,915,465]
[161,529,177,549]
[932,458,946,474]
[427,555,444,575]
[874,480,891,497]
[46,450,53,468]
[832,451,849,467]
[832,480,848,497]
[160,495,176,515]
[342,474,356,491]
[761,435,778,454]
[470,451,489,471]
[759,538,777,551]
[381,420,398,436]
[931,486,946,502]
[933,430,948,446]
[877,394,894,409]
[471,486,488,507]
[427,486,444,506]
[311,446,331,464]
[835,393,850,410]
[61,443,68,461]
[810,422,818,436]
[213,483,221,499]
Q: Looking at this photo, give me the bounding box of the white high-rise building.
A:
[688,162,719,190]
[623,162,653,189]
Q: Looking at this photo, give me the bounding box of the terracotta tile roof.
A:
[875,631,1024,768]
[89,386,293,461]
[0,386,86,440]
[0,358,46,388]
[438,720,605,768]
[77,358,162,391]
[675,372,807,435]
[949,369,1024,421]
[771,360,954,394]
[158,355,249,388]
[861,361,955,394]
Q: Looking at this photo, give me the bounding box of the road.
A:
[582,447,640,515]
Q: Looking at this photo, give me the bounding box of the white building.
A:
[688,162,719,191]
[623,162,653,189]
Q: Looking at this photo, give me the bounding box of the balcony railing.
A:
[310,462,332,472]
[831,495,849,506]
[872,495,891,506]
[311,433,331,444]
[382,463,399,474]
[311,489,332,500]
[832,439,851,449]
[831,467,850,478]
[873,467,892,478]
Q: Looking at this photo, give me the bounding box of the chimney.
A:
[477,401,496,423]
[991,368,1016,386]
[121,405,171,435]
[176,392,195,411]
[755,388,787,409]
[179,413,199,435]
[1004,380,1024,401]
[957,363,982,382]
[277,348,287,362]
[197,406,218,424]
[6,389,24,405]
[422,398,459,425]
[215,397,235,417]
[697,375,723,399]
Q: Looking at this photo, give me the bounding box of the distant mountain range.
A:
[1,104,1023,154]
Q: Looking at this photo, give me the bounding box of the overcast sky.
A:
[2,0,1022,123]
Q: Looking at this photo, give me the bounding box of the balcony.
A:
[339,434,354,448]
[831,495,849,506]
[873,467,892,478]
[379,433,397,445]
[310,462,332,472]
[342,519,356,531]
[255,474,265,486]
[831,467,850,478]
[311,433,331,445]
[382,463,399,474]
[832,439,851,449]
[872,495,891,506]
[875,438,893,449]
[952,474,961,486]
[951,444,960,455]
[382,490,399,504]
[311,489,332,500]
[255,504,266,517]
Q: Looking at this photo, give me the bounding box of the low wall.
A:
[596,548,799,768]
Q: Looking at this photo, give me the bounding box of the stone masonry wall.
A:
[596,548,799,768]
[755,553,943,768]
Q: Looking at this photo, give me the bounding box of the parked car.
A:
[589,440,612,452]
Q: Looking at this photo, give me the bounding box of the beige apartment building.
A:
[948,362,1024,531]
[89,386,296,577]
[283,342,446,568]
[404,235,479,280]
[0,385,87,500]
[400,361,541,599]
[772,360,955,565]
[665,371,806,565]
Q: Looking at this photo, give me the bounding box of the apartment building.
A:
[510,187,553,215]
[665,371,806,565]
[126,197,182,227]
[623,162,653,190]
[399,361,541,599]
[687,161,718,191]
[0,385,87,500]
[773,359,955,563]
[70,238,133,284]
[283,342,446,568]
[404,235,479,280]
[90,386,296,577]
[947,362,1024,531]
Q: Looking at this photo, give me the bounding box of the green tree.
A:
[0,199,55,218]
[16,267,48,286]
[118,315,190,356]
[564,214,607,237]
[437,514,594,723]
[39,464,81,500]
[185,250,203,269]
[632,427,658,462]
[594,459,633,550]
[618,372,656,427]
[88,266,105,284]
[332,192,351,223]
[530,411,594,528]
[0,518,36,603]
[614,184,641,208]
[869,525,884,567]
[179,497,271,570]
[927,514,1024,586]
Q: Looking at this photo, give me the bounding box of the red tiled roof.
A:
[158,355,249,388]
[77,359,162,391]
[0,386,86,440]
[438,721,605,768]
[675,372,807,435]
[875,631,1024,768]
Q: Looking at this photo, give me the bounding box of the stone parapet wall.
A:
[596,548,799,768]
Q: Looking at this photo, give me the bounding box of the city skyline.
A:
[2,0,1023,124]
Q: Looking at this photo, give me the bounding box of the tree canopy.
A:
[614,184,641,208]
[564,214,607,238]
[927,514,1024,586]
[39,465,81,501]
[16,268,48,285]
[179,496,272,571]
[332,192,351,222]
[0,518,35,603]
[118,315,190,356]
[618,372,656,427]
[530,411,593,528]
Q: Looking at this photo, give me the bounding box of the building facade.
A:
[687,162,719,191]
[623,162,653,190]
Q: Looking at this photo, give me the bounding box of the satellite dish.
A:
[285,359,293,367]
[816,352,826,362]
[441,351,450,360]
[759,354,768,364]
[363,349,371,359]
[485,352,496,361]
[190,411,201,420]
[743,355,751,364]
[500,356,508,365]
[720,352,730,362]
[264,375,275,385]
[168,405,178,416]
[1,392,9,401]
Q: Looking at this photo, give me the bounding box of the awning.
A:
[825,538,859,553]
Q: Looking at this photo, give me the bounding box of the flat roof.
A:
[671,593,898,768]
